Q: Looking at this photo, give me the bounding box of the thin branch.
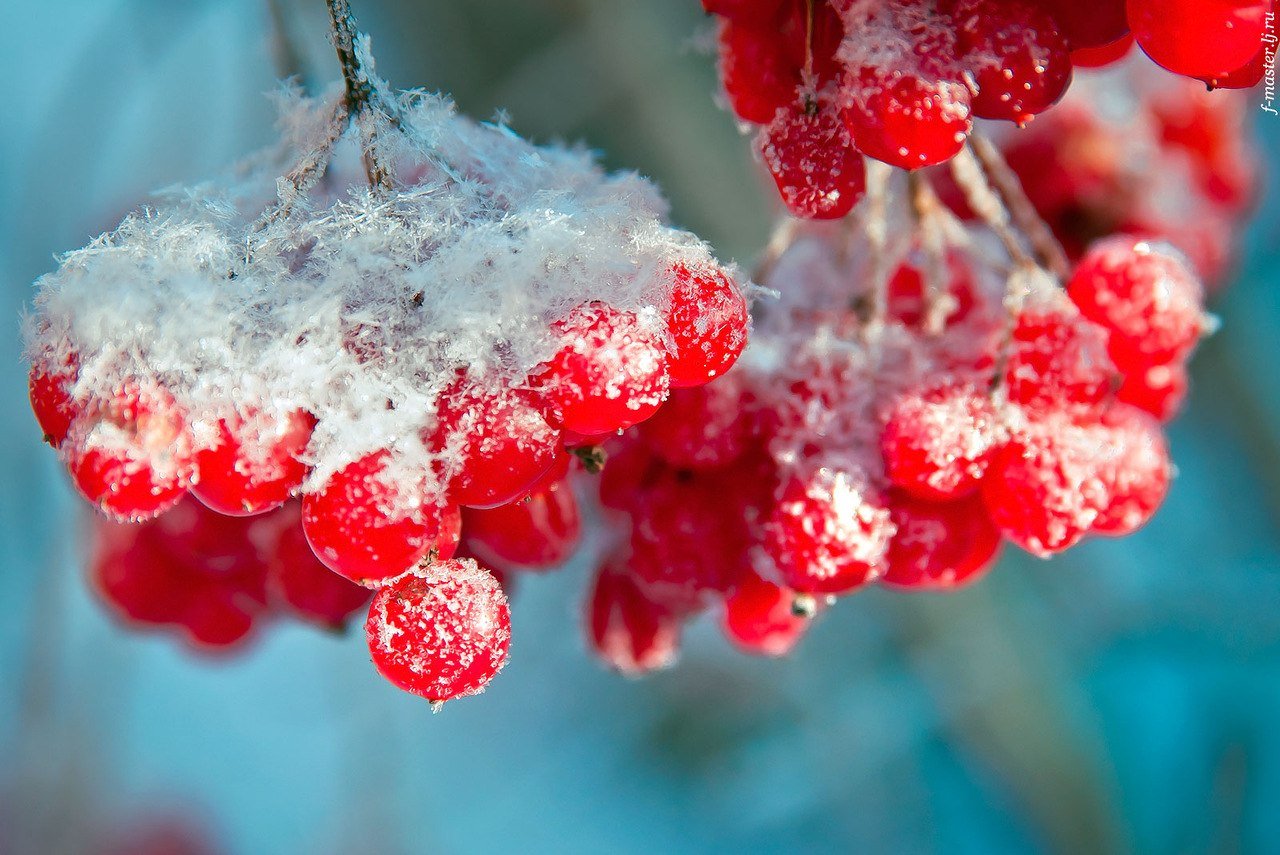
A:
[862,157,893,331]
[950,145,1035,270]
[969,133,1071,281]
[907,171,953,336]
[326,0,395,192]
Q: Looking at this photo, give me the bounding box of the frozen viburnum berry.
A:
[763,465,894,595]
[881,384,999,500]
[1091,405,1172,537]
[721,572,811,657]
[980,413,1112,556]
[365,559,511,703]
[882,492,1001,589]
[535,302,670,435]
[949,0,1073,124]
[638,380,751,469]
[302,452,458,585]
[1117,362,1189,423]
[1127,0,1269,81]
[28,352,79,448]
[1066,237,1205,373]
[717,18,801,123]
[586,557,682,676]
[462,479,581,570]
[267,503,372,630]
[662,263,749,387]
[66,382,196,522]
[433,380,563,509]
[192,409,314,517]
[1004,308,1116,410]
[759,101,867,220]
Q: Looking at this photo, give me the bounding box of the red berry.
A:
[718,20,801,123]
[760,101,867,219]
[1127,0,1269,80]
[887,250,977,328]
[301,451,457,585]
[841,46,973,169]
[882,492,1001,589]
[586,557,682,676]
[721,572,811,657]
[267,503,372,629]
[192,409,314,517]
[702,0,787,26]
[638,380,752,469]
[1033,0,1128,48]
[434,380,563,509]
[365,559,511,703]
[1116,361,1189,423]
[66,382,196,522]
[1066,237,1205,373]
[763,465,894,594]
[882,383,998,500]
[1070,34,1134,68]
[662,263,749,387]
[950,0,1073,124]
[535,302,670,435]
[980,412,1112,556]
[1004,307,1116,410]
[463,479,581,570]
[1091,405,1172,536]
[28,352,79,447]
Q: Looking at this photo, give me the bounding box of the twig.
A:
[907,172,953,336]
[862,157,893,331]
[969,133,1070,280]
[326,0,395,192]
[752,216,801,285]
[950,145,1035,270]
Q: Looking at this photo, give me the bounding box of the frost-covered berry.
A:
[462,479,581,570]
[302,452,458,585]
[267,504,372,630]
[586,556,682,676]
[721,571,811,657]
[1066,237,1205,373]
[1091,404,1172,536]
[66,382,196,522]
[882,492,1001,589]
[718,18,800,123]
[881,383,998,500]
[760,101,867,220]
[192,410,314,517]
[1116,361,1188,423]
[535,302,670,435]
[662,263,749,387]
[433,380,563,509]
[950,0,1072,125]
[980,412,1111,556]
[763,465,894,594]
[1004,308,1115,410]
[365,559,511,703]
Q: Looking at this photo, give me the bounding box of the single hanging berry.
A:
[661,262,749,387]
[882,491,1001,589]
[365,559,511,703]
[586,556,683,676]
[192,409,314,517]
[759,100,867,220]
[721,571,812,657]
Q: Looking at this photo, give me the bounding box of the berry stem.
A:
[950,145,1035,270]
[907,171,950,336]
[752,216,801,284]
[968,133,1070,280]
[863,158,893,330]
[325,0,395,192]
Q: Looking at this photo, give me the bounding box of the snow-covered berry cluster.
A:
[26,72,747,703]
[707,0,1271,218]
[578,211,1208,670]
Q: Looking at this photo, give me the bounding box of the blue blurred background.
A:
[2,1,1279,852]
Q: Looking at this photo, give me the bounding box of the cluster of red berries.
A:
[32,262,748,701]
[578,231,1205,671]
[707,0,1271,219]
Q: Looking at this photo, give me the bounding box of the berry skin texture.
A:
[434,381,563,509]
[763,466,894,595]
[980,413,1112,556]
[882,384,998,500]
[1091,405,1172,536]
[718,19,800,123]
[882,492,1001,589]
[721,572,811,657]
[760,101,867,220]
[663,263,749,387]
[192,410,314,517]
[267,504,372,630]
[1127,0,1270,80]
[65,382,196,523]
[1032,0,1129,48]
[1117,361,1188,423]
[462,479,581,570]
[365,559,511,703]
[950,0,1073,124]
[586,557,682,676]
[302,451,457,585]
[638,380,751,470]
[535,302,671,436]
[1066,237,1205,373]
[28,354,79,448]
